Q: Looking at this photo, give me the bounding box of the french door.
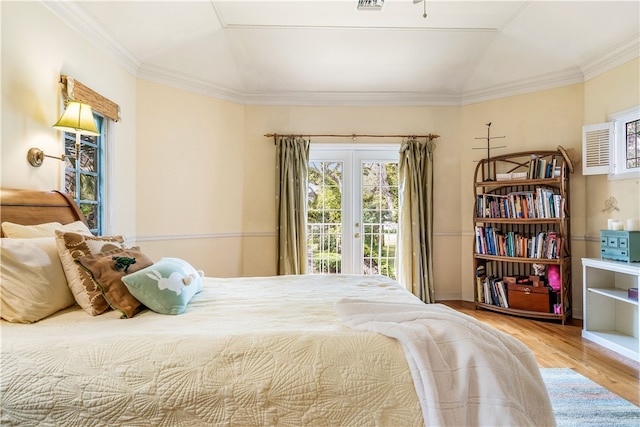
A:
[307,145,399,278]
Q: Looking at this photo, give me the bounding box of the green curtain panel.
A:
[398,137,437,303]
[276,137,310,275]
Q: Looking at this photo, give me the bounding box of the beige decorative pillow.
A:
[2,220,91,238]
[76,247,154,318]
[55,230,126,315]
[0,237,76,323]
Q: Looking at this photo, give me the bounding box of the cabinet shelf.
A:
[582,258,640,361]
[582,330,639,360]
[588,287,638,306]
[472,150,571,324]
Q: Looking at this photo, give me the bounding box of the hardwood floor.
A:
[441,301,640,406]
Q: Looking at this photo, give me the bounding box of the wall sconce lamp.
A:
[27,100,100,167]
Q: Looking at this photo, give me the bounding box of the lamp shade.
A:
[52,101,100,136]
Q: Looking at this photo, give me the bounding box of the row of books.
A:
[475,226,563,259]
[476,275,509,308]
[528,154,561,179]
[476,187,563,219]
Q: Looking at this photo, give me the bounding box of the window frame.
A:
[61,111,107,235]
[307,143,400,277]
[610,106,640,180]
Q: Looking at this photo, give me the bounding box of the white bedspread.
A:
[1,274,554,426]
[335,298,556,427]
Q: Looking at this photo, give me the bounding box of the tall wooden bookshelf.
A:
[473,150,572,324]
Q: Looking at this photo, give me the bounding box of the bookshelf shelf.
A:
[473,150,572,324]
[474,217,564,225]
[473,253,568,265]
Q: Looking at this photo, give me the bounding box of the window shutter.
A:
[582,122,612,175]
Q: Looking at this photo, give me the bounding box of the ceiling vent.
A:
[357,0,384,11]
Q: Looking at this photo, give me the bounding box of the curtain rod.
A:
[265,133,440,144]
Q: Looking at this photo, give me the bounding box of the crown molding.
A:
[140,62,586,107]
[136,64,246,105]
[41,1,140,76]
[137,62,463,106]
[581,34,640,82]
[240,90,462,107]
[461,68,585,105]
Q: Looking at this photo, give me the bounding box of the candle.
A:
[612,220,624,231]
[608,219,615,230]
[626,219,640,231]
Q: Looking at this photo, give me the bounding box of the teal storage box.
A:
[600,230,640,262]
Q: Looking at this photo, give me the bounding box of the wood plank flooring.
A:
[441,301,640,406]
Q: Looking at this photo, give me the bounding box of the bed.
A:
[0,188,556,426]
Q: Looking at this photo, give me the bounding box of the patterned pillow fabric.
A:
[121,257,204,315]
[2,220,91,238]
[0,237,76,323]
[76,247,154,318]
[55,230,126,315]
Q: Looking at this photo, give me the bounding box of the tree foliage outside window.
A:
[64,114,103,235]
[307,160,398,279]
[361,161,398,279]
[308,161,343,274]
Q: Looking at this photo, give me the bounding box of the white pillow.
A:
[2,220,91,238]
[0,237,76,323]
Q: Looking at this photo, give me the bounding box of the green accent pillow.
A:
[121,258,203,315]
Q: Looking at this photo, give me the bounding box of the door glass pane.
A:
[308,161,343,274]
[361,162,398,279]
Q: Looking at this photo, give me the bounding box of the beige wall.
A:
[1,1,137,237]
[134,80,246,276]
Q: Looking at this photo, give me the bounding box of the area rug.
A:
[540,368,640,426]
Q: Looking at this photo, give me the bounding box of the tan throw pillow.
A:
[0,237,76,323]
[2,220,91,238]
[55,230,126,315]
[76,247,154,318]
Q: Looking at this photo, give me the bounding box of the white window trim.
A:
[610,106,640,180]
[102,119,115,235]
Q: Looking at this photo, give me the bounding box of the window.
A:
[582,106,640,179]
[63,112,105,234]
[612,107,639,176]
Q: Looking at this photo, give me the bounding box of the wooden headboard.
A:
[0,188,87,236]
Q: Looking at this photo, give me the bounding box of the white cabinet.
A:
[582,258,640,361]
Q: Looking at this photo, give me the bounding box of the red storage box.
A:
[507,283,554,313]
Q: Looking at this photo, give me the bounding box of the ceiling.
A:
[46,0,640,106]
